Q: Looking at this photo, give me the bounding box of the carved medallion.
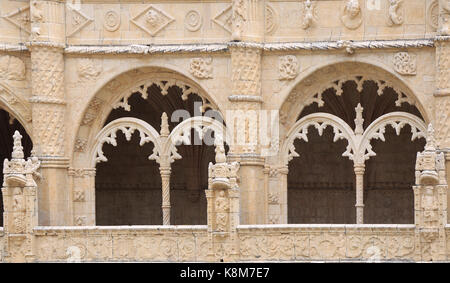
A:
[266,4,278,35]
[104,10,120,32]
[185,10,202,32]
[393,52,417,76]
[279,55,299,81]
[428,0,439,30]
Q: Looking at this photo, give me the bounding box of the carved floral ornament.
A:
[282,107,427,165]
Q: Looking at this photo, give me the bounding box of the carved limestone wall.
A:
[33,226,209,262]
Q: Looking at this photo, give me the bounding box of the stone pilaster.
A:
[68,168,96,226]
[413,125,448,262]
[28,0,68,226]
[231,0,265,42]
[2,131,40,263]
[227,44,266,225]
[205,143,240,262]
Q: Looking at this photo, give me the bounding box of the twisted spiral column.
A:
[354,164,365,224]
[160,166,171,225]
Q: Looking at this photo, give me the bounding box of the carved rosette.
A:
[393,52,417,76]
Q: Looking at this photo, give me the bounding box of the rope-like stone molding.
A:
[1,39,438,54]
[0,43,28,52]
[29,96,66,105]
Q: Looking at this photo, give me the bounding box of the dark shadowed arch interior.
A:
[0,109,32,226]
[288,80,424,224]
[288,126,355,224]
[95,83,220,225]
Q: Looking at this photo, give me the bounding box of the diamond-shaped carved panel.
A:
[212,5,232,34]
[3,5,31,34]
[131,5,175,37]
[66,5,94,37]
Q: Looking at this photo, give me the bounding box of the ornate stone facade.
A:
[0,0,449,262]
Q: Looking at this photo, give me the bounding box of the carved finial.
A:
[354,103,364,135]
[425,123,436,151]
[11,131,24,160]
[215,142,227,164]
[160,112,170,137]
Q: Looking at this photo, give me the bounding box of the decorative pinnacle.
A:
[354,103,364,135]
[425,123,436,151]
[160,112,170,137]
[11,130,24,159]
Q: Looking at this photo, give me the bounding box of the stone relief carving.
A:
[435,99,450,148]
[113,78,213,113]
[74,138,87,152]
[278,55,299,81]
[387,0,404,26]
[184,10,202,32]
[341,0,362,30]
[265,4,278,35]
[301,0,315,30]
[439,0,450,35]
[75,216,86,226]
[393,52,417,76]
[215,190,229,232]
[0,55,26,81]
[437,43,450,90]
[81,98,103,126]
[30,1,43,23]
[104,10,120,32]
[131,5,175,36]
[73,189,85,202]
[33,105,66,156]
[66,5,93,37]
[77,59,102,82]
[232,0,246,40]
[189,58,213,79]
[3,5,31,34]
[213,5,232,34]
[428,1,440,30]
[231,47,261,96]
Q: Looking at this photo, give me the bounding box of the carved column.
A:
[205,143,240,262]
[2,131,41,263]
[413,125,447,261]
[354,164,365,224]
[160,166,171,225]
[28,0,68,226]
[227,45,266,225]
[159,113,171,225]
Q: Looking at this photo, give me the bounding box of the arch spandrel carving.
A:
[278,62,430,131]
[0,83,32,137]
[72,67,223,167]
